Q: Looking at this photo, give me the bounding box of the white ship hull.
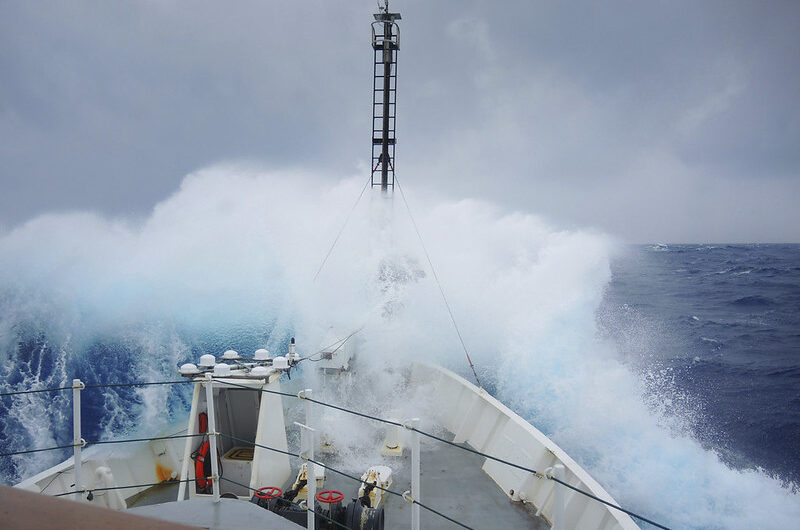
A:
[15,361,638,530]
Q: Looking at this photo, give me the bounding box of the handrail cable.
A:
[214,378,671,530]
[1,443,82,458]
[221,433,476,530]
[83,380,192,389]
[394,176,483,389]
[1,379,191,398]
[313,174,373,282]
[412,428,671,530]
[1,377,669,528]
[219,476,350,530]
[0,385,74,397]
[1,433,203,458]
[89,433,204,446]
[214,378,297,398]
[54,478,194,497]
[215,378,404,427]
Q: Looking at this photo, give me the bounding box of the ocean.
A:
[0,170,798,529]
[601,244,800,489]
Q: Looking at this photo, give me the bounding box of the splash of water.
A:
[1,166,798,528]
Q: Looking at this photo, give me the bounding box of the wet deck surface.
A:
[319,437,548,529]
[129,433,548,530]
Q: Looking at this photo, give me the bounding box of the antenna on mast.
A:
[370,1,401,195]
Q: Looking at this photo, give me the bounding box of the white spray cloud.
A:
[1,166,798,527]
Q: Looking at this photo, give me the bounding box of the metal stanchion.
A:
[177,382,201,501]
[410,419,420,530]
[204,374,221,502]
[553,464,565,530]
[72,378,84,501]
[295,419,316,530]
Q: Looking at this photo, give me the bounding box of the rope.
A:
[213,378,404,427]
[214,380,669,529]
[394,176,483,388]
[0,385,74,397]
[298,326,364,362]
[303,396,403,427]
[213,378,298,398]
[218,476,351,530]
[545,475,672,530]
[54,478,194,497]
[38,470,66,494]
[0,380,191,398]
[0,443,80,458]
[1,375,664,527]
[83,380,191,389]
[408,429,671,529]
[1,371,670,529]
[313,174,373,282]
[1,434,202,458]
[404,495,475,530]
[412,427,543,475]
[89,433,204,446]
[220,433,476,530]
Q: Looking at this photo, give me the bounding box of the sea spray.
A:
[0,166,798,528]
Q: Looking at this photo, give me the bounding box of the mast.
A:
[371,1,401,195]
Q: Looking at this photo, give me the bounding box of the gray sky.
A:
[1,0,798,243]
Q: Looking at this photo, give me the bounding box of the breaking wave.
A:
[1,166,798,528]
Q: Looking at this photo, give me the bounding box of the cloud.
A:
[1,0,798,241]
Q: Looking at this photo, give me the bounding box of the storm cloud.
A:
[1,0,798,242]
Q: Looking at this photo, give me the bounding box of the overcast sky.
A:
[1,1,798,243]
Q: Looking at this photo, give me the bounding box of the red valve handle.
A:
[315,490,345,504]
[255,486,283,499]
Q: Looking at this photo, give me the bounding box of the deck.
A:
[321,433,548,529]
[127,430,548,530]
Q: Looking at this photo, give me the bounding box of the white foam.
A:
[1,166,798,528]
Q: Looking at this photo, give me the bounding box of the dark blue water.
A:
[600,244,800,487]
